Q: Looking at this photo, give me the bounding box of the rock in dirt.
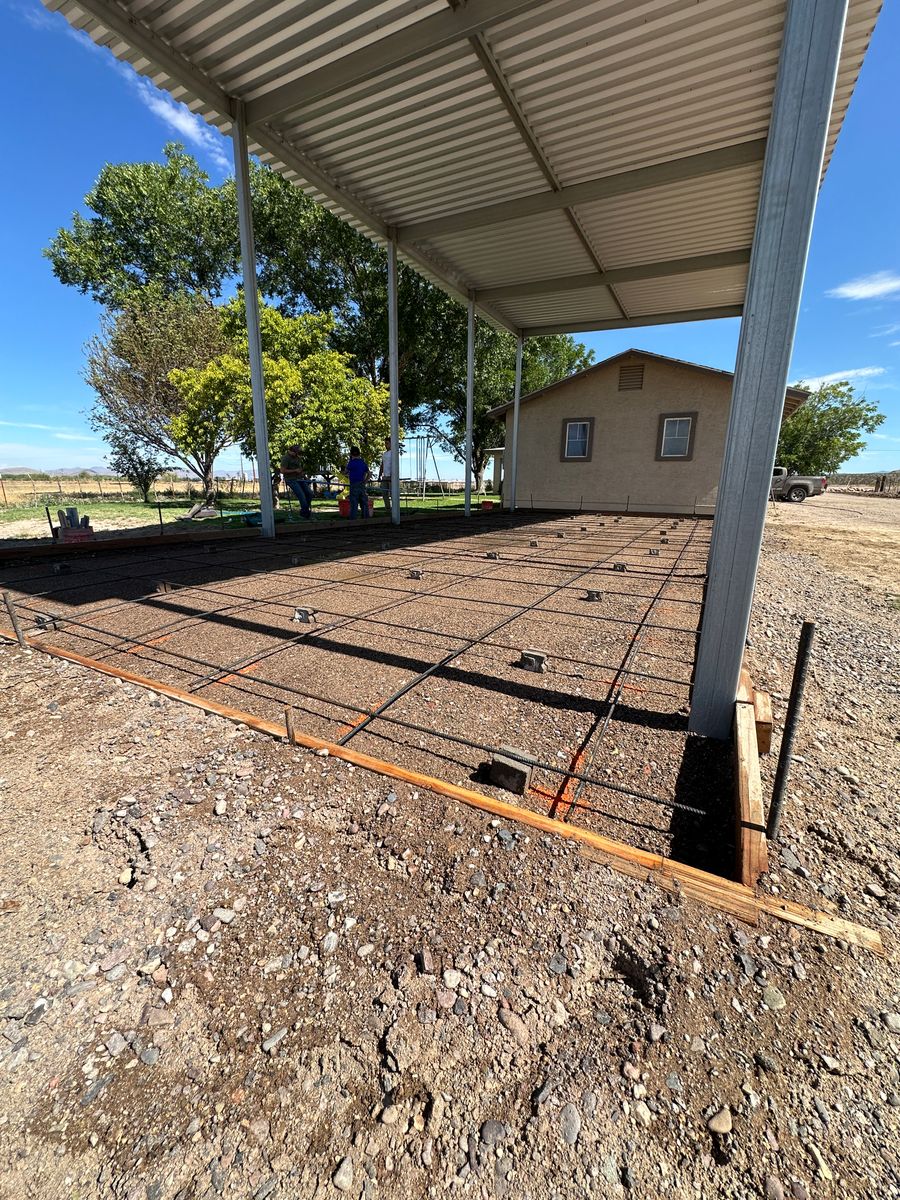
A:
[707,1108,733,1136]
[480,1119,506,1146]
[498,1009,529,1047]
[762,986,786,1011]
[332,1157,354,1191]
[559,1103,581,1144]
[882,1012,900,1033]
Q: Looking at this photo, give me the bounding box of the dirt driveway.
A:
[765,490,900,595]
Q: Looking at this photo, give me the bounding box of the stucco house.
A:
[488,350,808,516]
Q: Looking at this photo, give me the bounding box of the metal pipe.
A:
[157,501,164,535]
[2,592,26,647]
[509,333,523,511]
[387,236,401,526]
[45,506,55,537]
[464,297,475,515]
[766,620,815,840]
[233,100,276,540]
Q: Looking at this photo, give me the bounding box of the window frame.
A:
[655,412,697,462]
[560,417,595,462]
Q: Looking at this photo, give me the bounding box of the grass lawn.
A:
[0,492,502,539]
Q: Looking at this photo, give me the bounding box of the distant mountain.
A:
[0,466,107,476]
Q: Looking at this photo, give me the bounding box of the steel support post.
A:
[464,298,475,515]
[509,333,523,511]
[689,0,848,739]
[387,236,401,525]
[232,102,275,539]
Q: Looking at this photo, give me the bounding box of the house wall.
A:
[505,355,733,515]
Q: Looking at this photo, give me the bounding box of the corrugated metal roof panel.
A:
[44,0,882,334]
[614,265,749,317]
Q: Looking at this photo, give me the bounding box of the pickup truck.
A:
[770,466,827,502]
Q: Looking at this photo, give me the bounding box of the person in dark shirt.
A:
[280,445,312,519]
[346,446,371,519]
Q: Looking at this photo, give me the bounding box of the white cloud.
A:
[53,432,99,442]
[872,322,900,337]
[827,271,900,301]
[24,4,230,174]
[872,433,900,443]
[128,77,231,173]
[891,340,900,348]
[797,366,886,390]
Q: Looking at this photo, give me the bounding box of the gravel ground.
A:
[1,514,716,866]
[0,498,898,1200]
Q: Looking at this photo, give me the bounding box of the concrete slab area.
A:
[3,512,735,874]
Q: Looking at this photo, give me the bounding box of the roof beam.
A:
[468,30,626,318]
[398,140,767,243]
[55,0,519,336]
[56,0,234,118]
[474,248,752,302]
[522,305,743,338]
[245,0,536,126]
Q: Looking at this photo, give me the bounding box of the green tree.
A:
[45,144,238,308]
[104,433,168,502]
[85,286,233,492]
[778,380,885,474]
[169,297,391,475]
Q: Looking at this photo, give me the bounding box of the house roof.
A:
[486,348,810,419]
[44,0,880,338]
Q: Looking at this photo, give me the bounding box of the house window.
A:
[656,412,697,461]
[561,418,594,461]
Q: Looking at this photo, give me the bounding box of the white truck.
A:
[770,466,827,503]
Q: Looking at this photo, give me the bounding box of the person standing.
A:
[280,444,312,519]
[377,436,393,514]
[346,446,370,519]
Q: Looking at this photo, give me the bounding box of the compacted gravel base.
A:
[2,513,724,871]
[0,494,897,1200]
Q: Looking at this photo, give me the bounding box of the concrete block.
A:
[518,649,547,673]
[488,747,535,795]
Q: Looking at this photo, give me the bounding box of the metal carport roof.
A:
[44,0,880,336]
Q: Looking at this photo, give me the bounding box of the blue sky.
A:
[1,0,899,480]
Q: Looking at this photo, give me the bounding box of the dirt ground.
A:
[0,498,898,1200]
[764,489,900,594]
[0,514,722,870]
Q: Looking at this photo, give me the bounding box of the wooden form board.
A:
[0,626,883,956]
[734,699,769,886]
[754,688,773,754]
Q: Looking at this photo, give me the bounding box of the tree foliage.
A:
[86,286,233,491]
[778,380,885,475]
[104,434,168,502]
[169,298,390,473]
[45,145,237,308]
[50,145,594,483]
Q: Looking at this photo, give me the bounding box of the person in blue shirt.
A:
[346,446,371,519]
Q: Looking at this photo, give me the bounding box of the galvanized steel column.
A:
[464,298,475,515]
[689,0,848,739]
[509,333,523,511]
[232,102,275,539]
[387,236,401,525]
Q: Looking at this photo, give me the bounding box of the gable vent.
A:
[618,363,644,390]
